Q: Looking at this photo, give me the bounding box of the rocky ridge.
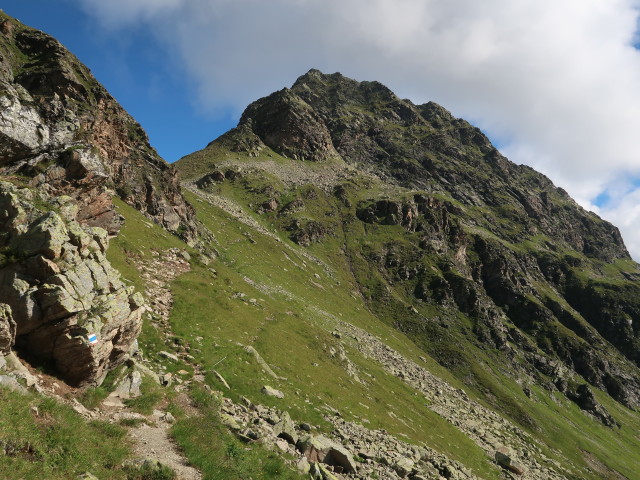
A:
[0,12,196,241]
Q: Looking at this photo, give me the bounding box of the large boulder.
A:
[273,411,298,444]
[0,182,144,386]
[495,447,525,475]
[261,385,285,398]
[297,434,357,474]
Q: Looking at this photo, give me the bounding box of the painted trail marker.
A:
[88,334,98,345]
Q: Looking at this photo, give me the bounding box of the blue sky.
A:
[1,0,234,162]
[3,0,640,258]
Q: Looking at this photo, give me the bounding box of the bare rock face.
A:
[0,181,144,386]
[0,12,197,242]
[238,88,341,162]
[0,304,16,354]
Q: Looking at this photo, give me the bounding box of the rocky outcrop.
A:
[495,447,526,475]
[0,181,143,386]
[239,88,341,162]
[0,12,196,241]
[357,202,640,408]
[288,219,330,246]
[0,303,15,353]
[297,435,357,474]
[567,384,618,427]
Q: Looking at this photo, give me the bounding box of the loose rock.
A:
[261,385,284,398]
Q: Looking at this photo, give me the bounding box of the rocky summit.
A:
[1,11,640,480]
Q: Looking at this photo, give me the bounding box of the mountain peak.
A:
[179,65,640,427]
[292,68,346,86]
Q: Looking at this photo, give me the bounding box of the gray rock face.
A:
[273,411,298,445]
[0,374,25,393]
[0,304,16,353]
[0,181,144,386]
[114,370,143,398]
[239,88,341,163]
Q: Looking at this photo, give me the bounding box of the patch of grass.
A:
[171,386,302,480]
[0,387,130,480]
[119,418,148,427]
[78,366,127,409]
[124,377,163,415]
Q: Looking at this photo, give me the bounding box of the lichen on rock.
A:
[0,181,144,386]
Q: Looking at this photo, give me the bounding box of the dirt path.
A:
[100,248,202,480]
[128,421,201,480]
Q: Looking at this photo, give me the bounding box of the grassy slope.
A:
[174,147,640,479]
[175,190,498,477]
[106,198,307,480]
[109,191,498,477]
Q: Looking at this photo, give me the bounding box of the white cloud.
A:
[599,186,640,259]
[75,0,640,258]
[75,0,185,27]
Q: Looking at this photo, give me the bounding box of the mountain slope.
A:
[180,69,640,409]
[177,69,640,478]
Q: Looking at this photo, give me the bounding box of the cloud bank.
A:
[76,0,640,258]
